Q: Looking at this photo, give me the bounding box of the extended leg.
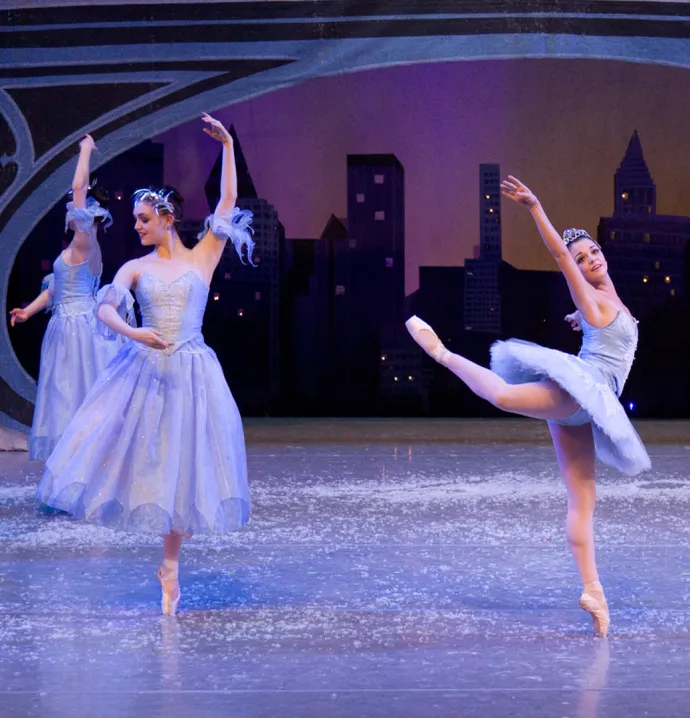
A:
[407,317,579,421]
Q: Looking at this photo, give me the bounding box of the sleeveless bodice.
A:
[579,311,638,395]
[135,271,208,346]
[51,253,99,316]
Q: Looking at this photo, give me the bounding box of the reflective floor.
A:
[1,419,689,717]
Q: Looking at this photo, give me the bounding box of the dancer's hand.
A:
[500,175,539,208]
[202,113,232,146]
[79,134,96,152]
[131,327,174,350]
[564,311,582,331]
[9,308,29,326]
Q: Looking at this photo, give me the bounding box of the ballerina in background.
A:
[36,114,254,616]
[406,175,650,637]
[9,134,122,461]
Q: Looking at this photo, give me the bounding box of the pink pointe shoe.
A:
[157,564,181,616]
[579,584,610,637]
[405,315,449,363]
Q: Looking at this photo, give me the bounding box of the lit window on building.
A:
[654,261,660,270]
[335,285,346,296]
[115,192,123,201]
[224,272,231,280]
[644,233,651,243]
[671,289,676,296]
[665,276,671,284]
[255,292,261,300]
[375,211,385,221]
[237,308,244,317]
[489,208,494,214]
[381,355,387,362]
[385,257,394,268]
[610,232,616,241]
[621,192,629,200]
[374,174,385,185]
[642,276,649,284]
[394,376,399,382]
[485,194,490,199]
[356,193,365,203]
[408,376,414,382]
[213,292,220,301]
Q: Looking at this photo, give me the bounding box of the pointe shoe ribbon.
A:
[405,315,449,363]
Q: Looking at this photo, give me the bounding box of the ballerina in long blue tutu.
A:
[406,175,651,638]
[9,134,120,461]
[36,114,253,615]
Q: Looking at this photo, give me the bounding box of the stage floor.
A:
[1,418,689,717]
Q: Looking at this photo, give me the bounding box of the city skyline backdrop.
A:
[156,58,690,294]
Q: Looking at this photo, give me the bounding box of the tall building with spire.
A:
[598,131,690,319]
[464,163,502,333]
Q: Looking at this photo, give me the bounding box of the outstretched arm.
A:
[500,176,601,322]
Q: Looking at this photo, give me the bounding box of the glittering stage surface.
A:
[1,418,689,718]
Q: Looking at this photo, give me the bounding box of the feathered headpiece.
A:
[132,188,177,218]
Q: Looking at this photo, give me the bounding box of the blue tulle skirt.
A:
[490,339,651,476]
[30,300,120,461]
[36,338,250,534]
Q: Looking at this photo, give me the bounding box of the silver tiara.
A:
[562,228,593,246]
[132,188,176,217]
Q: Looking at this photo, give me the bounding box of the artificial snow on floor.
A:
[1,418,688,717]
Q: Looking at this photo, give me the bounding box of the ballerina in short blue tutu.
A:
[406,175,651,638]
[9,134,120,461]
[36,114,253,615]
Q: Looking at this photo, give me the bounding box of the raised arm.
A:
[71,134,94,209]
[68,135,98,257]
[195,114,255,275]
[500,176,602,323]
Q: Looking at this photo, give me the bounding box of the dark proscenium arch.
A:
[1,0,690,430]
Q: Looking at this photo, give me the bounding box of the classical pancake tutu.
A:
[490,339,650,476]
[36,339,250,534]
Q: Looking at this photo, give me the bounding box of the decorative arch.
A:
[2,0,690,428]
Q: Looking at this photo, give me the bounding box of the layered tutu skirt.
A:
[491,339,650,476]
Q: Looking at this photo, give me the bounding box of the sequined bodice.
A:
[53,253,99,306]
[135,271,208,344]
[579,311,638,395]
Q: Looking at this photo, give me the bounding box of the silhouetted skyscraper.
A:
[613,130,656,216]
[347,153,405,328]
[465,163,502,334]
[315,154,405,408]
[598,131,690,319]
